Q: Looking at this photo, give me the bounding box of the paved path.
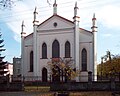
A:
[0,92,51,96]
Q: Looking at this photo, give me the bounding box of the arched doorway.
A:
[42,68,47,82]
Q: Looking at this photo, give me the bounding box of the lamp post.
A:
[100,51,113,81]
[101,57,103,80]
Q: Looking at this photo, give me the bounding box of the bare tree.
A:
[47,0,51,5]
[0,0,23,9]
[47,58,79,82]
[0,0,14,8]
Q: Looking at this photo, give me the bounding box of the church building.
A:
[21,1,97,82]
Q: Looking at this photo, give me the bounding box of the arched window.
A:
[52,40,60,58]
[81,48,87,71]
[65,41,70,58]
[42,43,47,59]
[30,51,33,72]
[42,67,47,82]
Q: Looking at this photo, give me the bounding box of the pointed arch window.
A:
[42,67,48,82]
[52,40,60,58]
[42,43,47,59]
[81,48,87,71]
[30,51,33,72]
[65,41,71,58]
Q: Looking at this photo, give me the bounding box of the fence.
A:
[0,82,24,91]
[0,75,120,91]
[50,81,120,91]
[11,74,120,83]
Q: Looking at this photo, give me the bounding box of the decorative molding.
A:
[37,27,74,32]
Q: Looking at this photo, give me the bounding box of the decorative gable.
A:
[37,15,74,32]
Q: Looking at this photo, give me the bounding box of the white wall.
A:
[22,15,95,82]
[37,29,74,77]
[79,29,94,81]
[23,34,34,76]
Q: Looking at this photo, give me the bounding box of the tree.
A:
[0,0,14,8]
[0,32,7,77]
[0,0,53,9]
[47,58,78,82]
[47,0,51,5]
[0,0,22,9]
[97,51,120,80]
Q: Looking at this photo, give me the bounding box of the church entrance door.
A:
[42,68,47,82]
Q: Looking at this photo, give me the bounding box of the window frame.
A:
[81,48,87,71]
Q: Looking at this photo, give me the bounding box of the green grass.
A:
[25,86,112,96]
[69,91,112,96]
[37,91,112,96]
[25,86,50,92]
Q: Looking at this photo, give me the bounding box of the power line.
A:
[0,0,119,23]
[0,0,118,19]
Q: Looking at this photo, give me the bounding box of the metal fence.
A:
[11,74,120,84]
[0,75,120,91]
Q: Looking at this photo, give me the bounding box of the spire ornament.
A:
[91,13,97,32]
[21,21,25,33]
[53,0,57,15]
[33,7,39,25]
[21,21,26,37]
[73,1,80,22]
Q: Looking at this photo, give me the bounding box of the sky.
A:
[0,0,120,63]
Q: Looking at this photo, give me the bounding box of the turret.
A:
[33,7,39,26]
[33,7,39,76]
[21,21,26,76]
[73,2,80,81]
[53,0,57,15]
[91,13,97,32]
[73,2,80,23]
[21,21,26,37]
[91,13,97,80]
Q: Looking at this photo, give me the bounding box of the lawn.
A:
[69,91,112,96]
[25,86,113,96]
[38,91,112,96]
[25,86,50,92]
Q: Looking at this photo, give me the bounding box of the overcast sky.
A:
[0,0,120,63]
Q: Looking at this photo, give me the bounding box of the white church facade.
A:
[21,1,97,82]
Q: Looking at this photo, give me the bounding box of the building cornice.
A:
[37,27,74,33]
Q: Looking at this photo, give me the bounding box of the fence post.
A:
[88,71,92,90]
[7,75,10,91]
[22,76,25,91]
[110,74,115,91]
[119,72,120,82]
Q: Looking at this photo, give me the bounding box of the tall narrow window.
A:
[42,67,47,82]
[81,48,87,71]
[52,40,60,58]
[65,41,70,58]
[30,51,33,72]
[42,43,47,59]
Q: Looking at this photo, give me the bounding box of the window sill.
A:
[64,57,72,58]
[28,71,33,72]
[40,58,48,59]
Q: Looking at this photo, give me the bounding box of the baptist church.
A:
[21,0,97,82]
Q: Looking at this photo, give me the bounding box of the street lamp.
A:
[101,57,104,80]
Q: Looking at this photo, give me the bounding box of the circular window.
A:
[53,22,57,27]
